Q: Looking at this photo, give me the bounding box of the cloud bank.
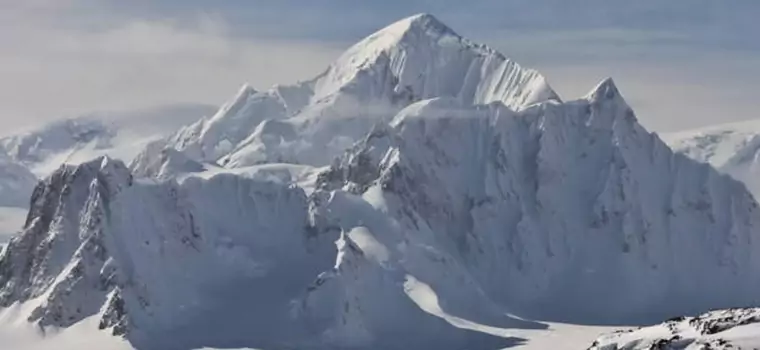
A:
[1,0,759,133]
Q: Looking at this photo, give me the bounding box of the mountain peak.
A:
[345,12,487,58]
[311,13,556,112]
[389,13,457,38]
[586,77,621,102]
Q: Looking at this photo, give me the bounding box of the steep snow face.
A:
[153,13,558,168]
[663,119,760,197]
[0,104,215,178]
[0,152,37,208]
[590,308,760,349]
[319,79,760,323]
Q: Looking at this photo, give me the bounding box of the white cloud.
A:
[0,11,341,133]
[0,1,759,134]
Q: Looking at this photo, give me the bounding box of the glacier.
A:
[1,12,760,350]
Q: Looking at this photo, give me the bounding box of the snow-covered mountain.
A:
[590,308,760,349]
[2,13,760,350]
[135,13,558,170]
[663,119,760,197]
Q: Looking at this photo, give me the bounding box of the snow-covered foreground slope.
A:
[2,13,760,350]
[590,308,760,349]
[663,119,760,196]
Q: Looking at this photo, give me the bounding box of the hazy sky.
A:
[1,0,759,133]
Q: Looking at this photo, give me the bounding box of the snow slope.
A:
[2,13,760,350]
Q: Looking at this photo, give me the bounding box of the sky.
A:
[1,0,759,134]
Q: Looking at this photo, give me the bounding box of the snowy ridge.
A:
[149,13,559,169]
